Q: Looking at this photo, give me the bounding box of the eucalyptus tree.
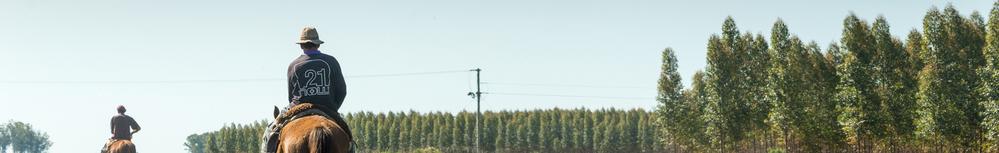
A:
[654,47,684,149]
[836,14,885,151]
[979,2,999,150]
[872,16,920,150]
[803,41,846,151]
[916,5,987,150]
[767,19,811,152]
[700,17,785,151]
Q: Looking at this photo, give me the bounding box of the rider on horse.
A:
[286,26,352,138]
[262,26,354,153]
[103,105,140,152]
[111,105,141,140]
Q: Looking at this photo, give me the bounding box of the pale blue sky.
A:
[0,0,992,152]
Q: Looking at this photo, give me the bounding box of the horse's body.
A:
[105,140,135,153]
[275,103,352,153]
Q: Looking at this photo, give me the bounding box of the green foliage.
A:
[982,1,999,150]
[654,47,690,149]
[916,5,988,150]
[835,14,921,151]
[874,16,920,148]
[348,109,657,153]
[413,146,442,153]
[655,3,999,152]
[767,148,787,153]
[184,120,268,153]
[766,19,845,152]
[704,17,751,150]
[0,121,52,153]
[837,14,881,146]
[0,124,7,153]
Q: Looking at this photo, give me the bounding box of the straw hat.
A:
[296,26,324,45]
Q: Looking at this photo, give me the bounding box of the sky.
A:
[0,0,994,152]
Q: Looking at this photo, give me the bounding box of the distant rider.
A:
[103,105,140,152]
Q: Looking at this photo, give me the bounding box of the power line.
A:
[0,70,471,84]
[487,92,653,100]
[347,70,468,78]
[483,82,648,89]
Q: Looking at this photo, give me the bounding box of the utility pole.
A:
[468,68,482,152]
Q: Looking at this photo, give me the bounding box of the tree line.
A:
[655,2,999,152]
[184,120,268,153]
[183,108,659,153]
[0,121,52,153]
[348,108,658,153]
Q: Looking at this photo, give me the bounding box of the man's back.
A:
[287,52,346,110]
[111,114,139,140]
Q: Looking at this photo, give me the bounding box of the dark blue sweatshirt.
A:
[287,50,346,111]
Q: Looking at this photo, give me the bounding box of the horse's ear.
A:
[273,106,280,118]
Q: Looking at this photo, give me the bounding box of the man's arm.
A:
[130,117,141,134]
[110,117,115,134]
[288,61,297,103]
[331,58,346,107]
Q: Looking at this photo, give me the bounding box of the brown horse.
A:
[104,140,135,153]
[275,103,352,153]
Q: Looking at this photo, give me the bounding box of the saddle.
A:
[100,139,127,153]
[262,103,355,153]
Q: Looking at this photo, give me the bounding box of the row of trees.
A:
[184,120,267,153]
[184,108,659,153]
[0,121,52,153]
[655,3,999,152]
[349,108,658,153]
